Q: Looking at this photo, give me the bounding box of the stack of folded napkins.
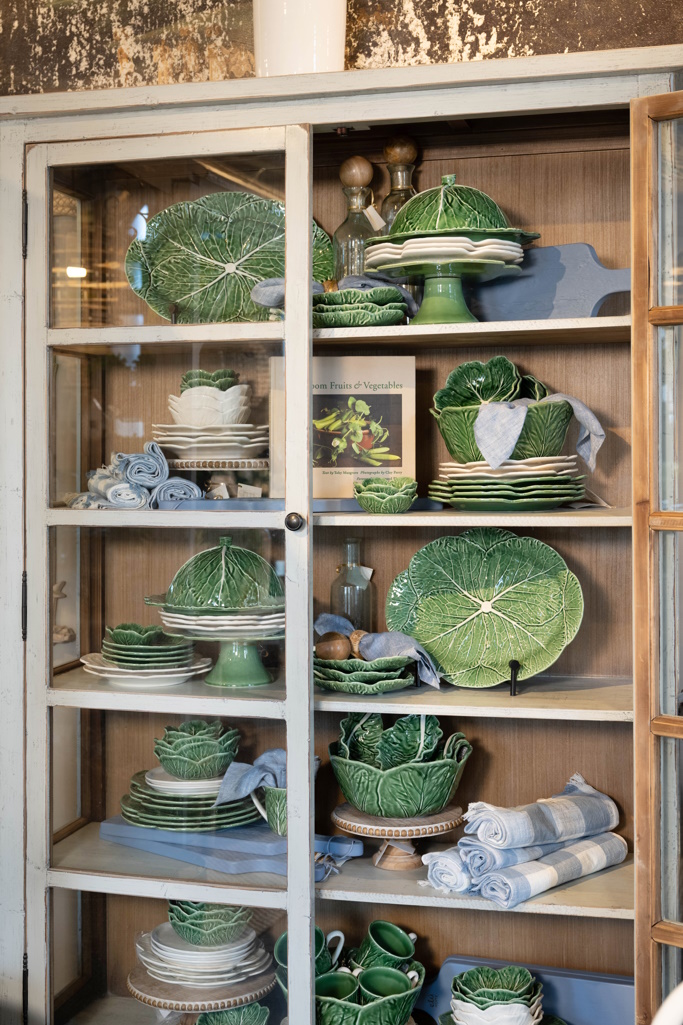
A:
[423,772,627,909]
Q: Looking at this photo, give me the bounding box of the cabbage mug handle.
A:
[250,791,268,821]
[326,930,345,966]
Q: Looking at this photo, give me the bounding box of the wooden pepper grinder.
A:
[380,135,418,232]
[333,155,377,279]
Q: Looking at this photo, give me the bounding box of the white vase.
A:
[253,0,347,77]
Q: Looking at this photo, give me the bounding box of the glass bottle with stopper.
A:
[333,156,382,280]
[330,537,375,632]
[380,135,418,232]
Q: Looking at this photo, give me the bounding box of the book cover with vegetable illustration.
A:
[269,356,415,498]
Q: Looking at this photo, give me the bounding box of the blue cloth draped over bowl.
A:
[250,275,420,318]
[214,749,321,807]
[314,613,441,689]
[473,393,605,471]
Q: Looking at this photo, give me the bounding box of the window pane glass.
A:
[660,737,683,921]
[658,326,683,510]
[50,151,288,328]
[658,116,683,307]
[659,533,683,716]
[662,942,683,1004]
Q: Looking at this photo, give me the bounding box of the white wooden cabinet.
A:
[1,43,682,1025]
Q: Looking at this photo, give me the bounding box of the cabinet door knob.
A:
[285,512,305,531]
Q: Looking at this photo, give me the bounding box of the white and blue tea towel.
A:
[86,468,150,509]
[113,440,169,488]
[473,393,605,471]
[421,848,473,894]
[457,835,569,877]
[464,773,619,849]
[478,831,628,909]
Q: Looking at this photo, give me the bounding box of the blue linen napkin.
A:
[463,772,619,848]
[215,749,288,805]
[314,613,441,688]
[421,848,472,894]
[64,492,115,510]
[477,831,628,909]
[473,394,605,471]
[251,278,325,311]
[86,469,150,509]
[150,478,203,506]
[113,440,169,488]
[457,835,569,877]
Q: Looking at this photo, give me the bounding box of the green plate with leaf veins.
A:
[314,665,410,683]
[125,192,333,324]
[313,655,413,673]
[385,528,583,688]
[314,673,417,696]
[312,307,406,328]
[314,286,404,306]
[197,1005,270,1025]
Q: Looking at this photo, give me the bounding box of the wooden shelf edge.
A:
[45,509,285,529]
[316,854,634,920]
[47,322,285,348]
[313,677,633,722]
[314,508,632,528]
[313,316,631,348]
[48,668,288,716]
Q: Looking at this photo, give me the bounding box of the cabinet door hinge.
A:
[21,571,27,641]
[22,952,28,1025]
[22,189,28,260]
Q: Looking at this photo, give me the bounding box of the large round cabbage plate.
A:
[385,528,583,688]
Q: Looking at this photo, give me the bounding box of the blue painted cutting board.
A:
[413,953,633,1025]
[469,243,630,320]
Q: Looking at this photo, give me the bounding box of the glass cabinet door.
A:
[24,124,316,1024]
[632,90,683,1022]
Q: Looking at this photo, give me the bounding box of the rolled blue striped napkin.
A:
[477,831,628,909]
[464,773,619,848]
[457,836,569,877]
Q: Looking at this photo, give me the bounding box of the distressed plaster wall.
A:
[0,0,682,94]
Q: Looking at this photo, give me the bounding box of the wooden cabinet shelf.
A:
[312,316,631,348]
[316,850,634,921]
[50,823,287,906]
[314,508,632,528]
[313,676,633,722]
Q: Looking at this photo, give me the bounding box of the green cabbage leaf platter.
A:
[125,192,334,324]
[385,527,583,688]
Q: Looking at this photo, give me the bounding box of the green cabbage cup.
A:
[329,732,472,818]
[432,401,573,463]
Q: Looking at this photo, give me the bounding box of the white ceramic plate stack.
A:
[135,923,272,988]
[365,236,524,268]
[438,455,581,480]
[80,652,212,688]
[144,766,223,797]
[153,422,270,459]
[159,609,285,640]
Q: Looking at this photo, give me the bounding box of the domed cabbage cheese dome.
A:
[390,173,511,235]
[165,536,284,611]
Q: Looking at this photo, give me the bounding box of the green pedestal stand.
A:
[375,258,521,325]
[203,638,275,688]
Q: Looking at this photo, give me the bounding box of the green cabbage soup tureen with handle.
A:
[363,173,539,325]
[329,713,472,818]
[146,537,284,689]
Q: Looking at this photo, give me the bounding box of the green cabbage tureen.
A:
[330,713,472,818]
[392,173,510,235]
[164,536,284,612]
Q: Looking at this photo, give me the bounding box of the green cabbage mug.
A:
[274,926,345,976]
[251,785,287,836]
[354,920,417,969]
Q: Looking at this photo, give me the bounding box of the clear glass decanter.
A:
[380,162,417,232]
[330,538,375,632]
[333,185,376,279]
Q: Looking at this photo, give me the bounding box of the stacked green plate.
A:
[121,771,261,831]
[102,623,194,669]
[428,474,585,511]
[312,287,408,328]
[313,655,416,696]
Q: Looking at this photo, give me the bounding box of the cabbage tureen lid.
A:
[164,536,284,611]
[390,174,510,235]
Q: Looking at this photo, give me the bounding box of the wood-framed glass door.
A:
[23,121,316,1024]
[632,89,683,1024]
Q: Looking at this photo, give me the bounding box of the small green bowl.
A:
[154,720,240,780]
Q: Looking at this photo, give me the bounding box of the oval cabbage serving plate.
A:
[385,528,583,688]
[125,192,333,324]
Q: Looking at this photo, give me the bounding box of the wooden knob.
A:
[383,135,418,165]
[339,155,374,188]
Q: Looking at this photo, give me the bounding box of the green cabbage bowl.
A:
[168,900,253,946]
[153,719,240,780]
[329,732,472,818]
[432,401,573,463]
